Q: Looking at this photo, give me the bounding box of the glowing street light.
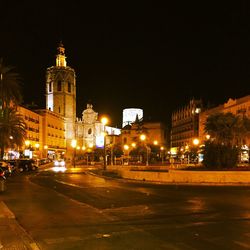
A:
[71,139,77,168]
[193,138,200,146]
[101,116,109,170]
[140,134,149,166]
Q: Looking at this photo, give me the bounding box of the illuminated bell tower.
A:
[46,42,76,147]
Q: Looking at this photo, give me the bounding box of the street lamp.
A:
[192,138,200,164]
[71,139,77,168]
[160,146,164,164]
[123,144,129,165]
[101,117,109,170]
[140,134,149,166]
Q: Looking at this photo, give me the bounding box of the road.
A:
[1,166,250,250]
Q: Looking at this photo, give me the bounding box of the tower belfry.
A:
[46,42,76,149]
[56,41,67,67]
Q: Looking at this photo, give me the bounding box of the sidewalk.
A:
[0,201,40,250]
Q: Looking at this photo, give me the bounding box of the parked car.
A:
[0,161,12,177]
[16,159,38,172]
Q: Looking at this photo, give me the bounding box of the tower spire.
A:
[56,41,67,67]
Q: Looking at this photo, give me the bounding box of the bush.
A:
[203,141,238,169]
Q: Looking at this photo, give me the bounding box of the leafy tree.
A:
[205,112,250,146]
[0,107,26,159]
[203,112,250,168]
[0,58,22,108]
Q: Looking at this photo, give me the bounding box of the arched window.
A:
[68,82,71,93]
[88,128,92,134]
[57,81,62,91]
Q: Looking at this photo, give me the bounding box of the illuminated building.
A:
[17,106,42,158]
[36,109,66,159]
[171,99,202,153]
[121,120,167,147]
[76,104,121,149]
[122,108,143,127]
[45,42,76,149]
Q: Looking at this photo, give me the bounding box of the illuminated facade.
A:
[17,106,43,158]
[76,104,121,149]
[121,121,167,147]
[171,99,202,152]
[45,42,76,149]
[36,109,66,158]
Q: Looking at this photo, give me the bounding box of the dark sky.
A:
[0,1,249,127]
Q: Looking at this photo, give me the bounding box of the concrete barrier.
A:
[107,165,250,184]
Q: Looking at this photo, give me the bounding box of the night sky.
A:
[0,1,249,127]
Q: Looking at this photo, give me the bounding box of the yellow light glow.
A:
[124,144,129,150]
[25,140,30,146]
[101,117,108,126]
[44,145,48,149]
[35,143,40,149]
[206,134,211,140]
[160,146,164,151]
[82,146,86,151]
[76,146,80,150]
[71,139,77,148]
[193,138,200,145]
[89,143,93,148]
[131,142,136,148]
[140,134,146,141]
[153,140,158,145]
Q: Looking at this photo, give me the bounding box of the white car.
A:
[53,159,65,167]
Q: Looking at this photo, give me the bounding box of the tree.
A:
[205,112,250,146]
[203,112,250,168]
[0,58,22,108]
[0,107,26,159]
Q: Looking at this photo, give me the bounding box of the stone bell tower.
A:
[46,42,76,148]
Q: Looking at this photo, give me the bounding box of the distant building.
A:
[121,120,167,147]
[171,99,202,153]
[122,108,143,127]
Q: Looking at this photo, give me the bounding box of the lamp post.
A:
[71,139,77,168]
[101,117,108,170]
[192,138,200,164]
[123,144,129,165]
[160,146,164,164]
[140,134,149,166]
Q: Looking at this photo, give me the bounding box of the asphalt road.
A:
[1,167,250,250]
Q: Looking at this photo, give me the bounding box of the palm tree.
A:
[0,107,26,159]
[0,58,22,108]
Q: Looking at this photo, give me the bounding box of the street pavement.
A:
[0,199,40,250]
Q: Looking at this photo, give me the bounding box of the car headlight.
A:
[60,161,65,166]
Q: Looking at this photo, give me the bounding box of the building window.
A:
[123,138,127,144]
[57,81,62,91]
[49,82,52,92]
[88,128,92,134]
[68,82,71,93]
[59,106,61,113]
